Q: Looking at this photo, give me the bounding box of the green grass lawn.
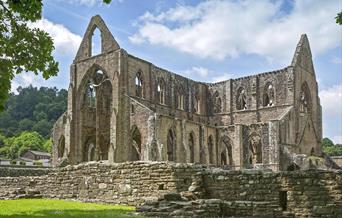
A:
[0,199,144,218]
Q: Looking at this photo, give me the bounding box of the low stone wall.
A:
[0,166,51,177]
[0,161,341,217]
[0,161,202,205]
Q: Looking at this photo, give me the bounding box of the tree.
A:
[336,11,342,25]
[322,137,334,147]
[3,131,45,159]
[0,0,112,112]
[0,0,58,111]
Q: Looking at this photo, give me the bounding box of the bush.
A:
[19,161,26,166]
[33,161,43,166]
[10,160,17,165]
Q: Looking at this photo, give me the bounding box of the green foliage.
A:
[0,199,141,218]
[0,86,67,138]
[10,160,16,165]
[0,133,5,147]
[322,137,342,156]
[336,11,342,25]
[4,131,45,159]
[19,161,26,166]
[33,160,43,166]
[43,138,53,153]
[322,137,334,147]
[0,0,58,111]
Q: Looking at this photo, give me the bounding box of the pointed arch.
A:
[248,133,262,164]
[300,82,311,113]
[263,82,275,107]
[213,91,222,113]
[58,135,65,158]
[207,135,214,164]
[131,125,142,161]
[157,78,166,104]
[220,136,233,166]
[188,132,195,163]
[135,71,144,98]
[167,128,176,161]
[75,15,120,61]
[236,87,247,110]
[176,85,185,110]
[91,27,102,56]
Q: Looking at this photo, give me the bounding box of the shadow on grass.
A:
[0,208,144,218]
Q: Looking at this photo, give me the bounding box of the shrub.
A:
[19,161,26,166]
[33,161,43,166]
[10,160,17,165]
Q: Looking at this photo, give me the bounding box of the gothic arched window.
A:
[208,135,214,164]
[248,134,262,164]
[176,86,185,110]
[213,91,222,113]
[189,132,195,163]
[135,72,143,98]
[263,83,275,107]
[300,82,311,113]
[193,95,200,113]
[131,126,142,161]
[236,87,247,110]
[167,129,176,161]
[157,78,166,104]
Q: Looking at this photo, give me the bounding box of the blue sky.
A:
[12,0,342,143]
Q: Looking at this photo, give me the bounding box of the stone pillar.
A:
[268,121,280,171]
[234,124,243,170]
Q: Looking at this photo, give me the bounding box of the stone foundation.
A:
[0,161,341,217]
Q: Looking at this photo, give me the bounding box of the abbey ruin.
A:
[52,15,322,171]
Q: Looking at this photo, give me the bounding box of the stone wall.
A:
[1,162,340,217]
[0,162,201,205]
[0,166,51,177]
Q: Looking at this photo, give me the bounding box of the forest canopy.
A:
[0,86,66,159]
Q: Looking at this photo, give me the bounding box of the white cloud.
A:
[130,0,341,63]
[11,72,44,93]
[333,135,342,144]
[320,84,342,116]
[184,66,210,78]
[29,18,82,56]
[211,73,233,83]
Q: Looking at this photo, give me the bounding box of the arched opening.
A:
[157,78,166,104]
[236,87,247,110]
[131,126,142,161]
[189,132,195,163]
[300,82,311,113]
[310,147,315,156]
[221,137,233,166]
[91,27,101,56]
[213,91,222,113]
[167,129,176,161]
[87,142,95,161]
[58,136,65,158]
[135,71,144,98]
[176,86,185,110]
[221,151,227,165]
[263,83,275,107]
[80,66,112,163]
[193,95,200,113]
[208,135,214,164]
[248,134,262,164]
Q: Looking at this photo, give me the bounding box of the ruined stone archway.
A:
[220,136,233,166]
[131,125,142,161]
[188,132,195,163]
[58,136,65,158]
[78,65,112,162]
[167,128,176,161]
